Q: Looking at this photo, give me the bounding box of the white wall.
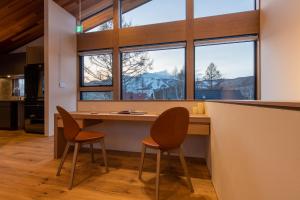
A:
[10,37,44,54]
[260,0,300,100]
[206,102,300,200]
[44,0,77,136]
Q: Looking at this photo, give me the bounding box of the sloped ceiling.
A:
[0,0,149,53]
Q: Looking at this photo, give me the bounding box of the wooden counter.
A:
[54,112,211,158]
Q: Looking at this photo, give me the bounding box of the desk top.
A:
[55,112,210,124]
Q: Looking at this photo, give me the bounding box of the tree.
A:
[203,62,222,89]
[173,67,185,99]
[83,20,153,87]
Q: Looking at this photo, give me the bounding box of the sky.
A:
[144,49,185,74]
[195,42,255,79]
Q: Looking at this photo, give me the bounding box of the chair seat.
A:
[75,131,105,142]
[142,136,160,149]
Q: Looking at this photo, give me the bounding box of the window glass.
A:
[194,0,255,18]
[121,0,186,27]
[121,47,185,100]
[85,20,113,33]
[80,91,113,100]
[195,41,255,100]
[80,52,113,87]
[12,78,24,97]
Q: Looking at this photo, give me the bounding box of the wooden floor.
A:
[0,130,218,200]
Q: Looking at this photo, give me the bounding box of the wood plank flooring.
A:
[0,130,218,200]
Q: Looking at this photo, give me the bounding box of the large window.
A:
[195,38,256,100]
[80,51,113,87]
[194,0,255,18]
[85,20,113,33]
[79,51,113,100]
[78,0,259,101]
[121,0,186,27]
[121,45,186,100]
[83,4,114,33]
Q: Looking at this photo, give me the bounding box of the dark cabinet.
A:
[0,101,20,130]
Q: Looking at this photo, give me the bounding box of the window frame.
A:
[79,49,114,101]
[120,43,187,101]
[193,35,258,100]
[77,0,260,101]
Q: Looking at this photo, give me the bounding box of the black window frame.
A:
[193,35,258,100]
[120,43,187,101]
[79,50,114,88]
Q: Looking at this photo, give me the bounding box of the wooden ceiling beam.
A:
[81,0,113,20]
[82,7,113,31]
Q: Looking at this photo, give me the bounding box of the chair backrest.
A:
[150,107,189,150]
[56,106,80,141]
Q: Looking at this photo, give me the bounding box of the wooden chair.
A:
[138,107,194,200]
[56,106,108,189]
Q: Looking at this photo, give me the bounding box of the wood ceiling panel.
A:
[0,0,149,53]
[0,0,43,53]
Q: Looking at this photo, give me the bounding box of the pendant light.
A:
[76,0,83,33]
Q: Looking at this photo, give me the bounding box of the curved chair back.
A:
[151,107,189,150]
[57,106,80,141]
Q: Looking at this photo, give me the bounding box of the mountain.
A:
[195,76,255,99]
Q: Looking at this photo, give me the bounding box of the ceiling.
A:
[0,0,44,54]
[0,0,149,54]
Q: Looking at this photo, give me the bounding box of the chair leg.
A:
[56,142,71,176]
[155,150,161,200]
[100,139,108,172]
[90,143,95,163]
[69,143,80,190]
[138,144,146,179]
[179,147,194,192]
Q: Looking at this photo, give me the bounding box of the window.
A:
[80,51,113,87]
[82,4,113,33]
[80,91,113,100]
[85,20,113,33]
[121,45,186,100]
[194,0,255,18]
[195,38,256,100]
[121,0,186,27]
[79,50,113,101]
[12,78,24,97]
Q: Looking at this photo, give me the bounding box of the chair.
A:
[56,106,108,189]
[138,107,194,200]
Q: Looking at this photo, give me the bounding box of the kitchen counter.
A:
[0,99,24,102]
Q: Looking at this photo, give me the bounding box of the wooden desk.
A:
[54,112,211,159]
